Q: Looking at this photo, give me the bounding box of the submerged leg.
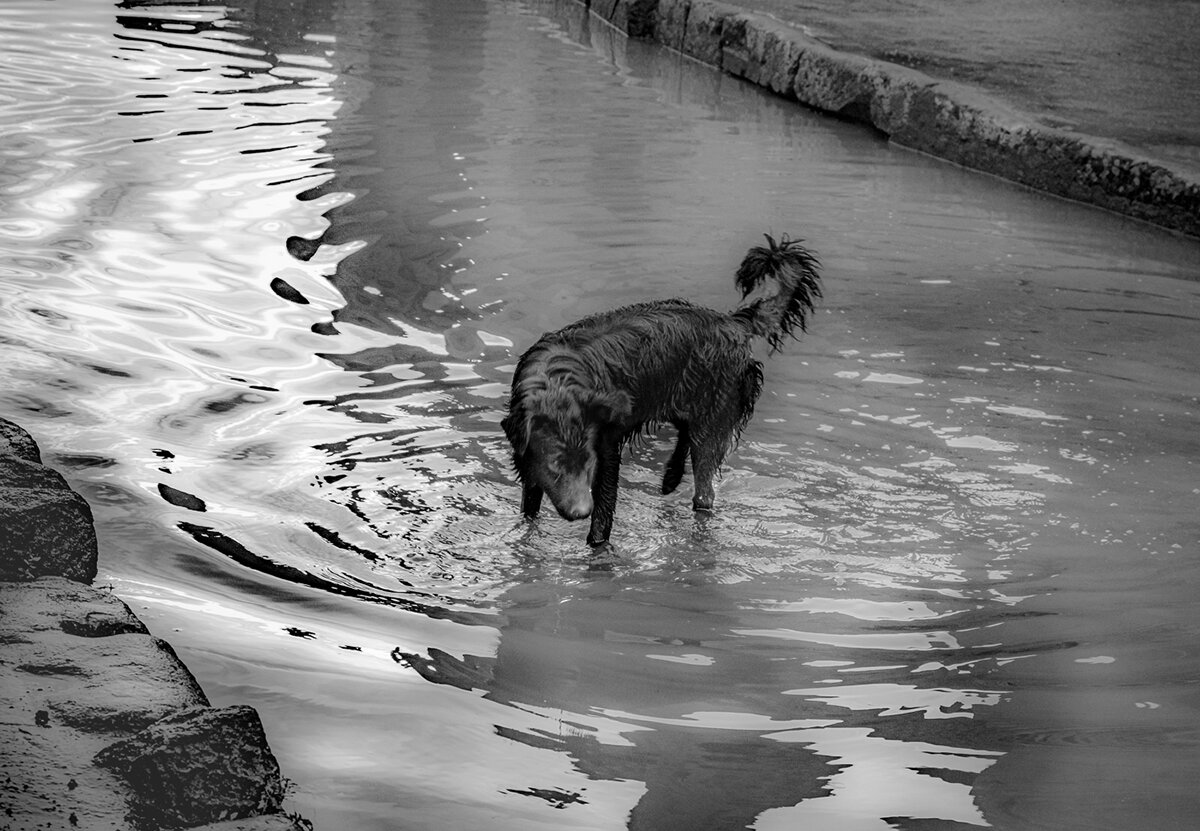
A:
[521,481,544,518]
[689,423,734,513]
[587,431,623,546]
[690,454,718,513]
[662,420,690,495]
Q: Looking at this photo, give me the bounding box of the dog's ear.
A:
[502,411,531,455]
[587,389,633,428]
[504,407,555,456]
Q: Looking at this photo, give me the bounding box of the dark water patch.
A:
[53,453,119,470]
[269,276,309,304]
[176,521,488,625]
[303,520,381,562]
[158,483,206,512]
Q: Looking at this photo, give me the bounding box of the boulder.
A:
[43,635,210,733]
[1,578,209,735]
[95,705,287,829]
[192,816,314,831]
[0,418,99,583]
[0,416,41,462]
[0,575,147,638]
[0,579,213,829]
[0,484,98,582]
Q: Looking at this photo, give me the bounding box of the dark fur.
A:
[502,234,822,545]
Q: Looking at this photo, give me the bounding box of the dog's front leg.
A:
[521,482,544,517]
[587,432,622,546]
[691,472,716,513]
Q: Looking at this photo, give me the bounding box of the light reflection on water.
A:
[2,1,1200,829]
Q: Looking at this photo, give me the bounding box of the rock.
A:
[0,579,210,831]
[721,13,806,96]
[683,1,733,66]
[0,417,99,583]
[0,416,41,462]
[654,0,691,53]
[95,705,287,829]
[0,575,147,638]
[193,815,314,831]
[0,577,302,828]
[0,453,72,489]
[0,485,98,583]
[43,635,210,733]
[1,579,208,735]
[0,719,132,831]
[591,0,657,37]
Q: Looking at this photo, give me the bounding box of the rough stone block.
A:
[791,42,879,121]
[594,0,657,37]
[0,453,72,489]
[681,0,733,66]
[721,15,802,96]
[95,705,286,829]
[192,816,314,831]
[654,0,692,52]
[0,417,41,463]
[0,485,98,583]
[43,636,210,733]
[0,576,148,639]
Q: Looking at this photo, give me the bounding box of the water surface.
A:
[2,1,1199,829]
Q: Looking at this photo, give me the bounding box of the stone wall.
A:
[578,0,1200,239]
[0,417,309,831]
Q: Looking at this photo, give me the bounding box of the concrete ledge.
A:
[0,417,310,830]
[581,0,1200,238]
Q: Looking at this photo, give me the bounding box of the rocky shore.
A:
[580,0,1200,239]
[1,418,308,831]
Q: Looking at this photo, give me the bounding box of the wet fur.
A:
[502,235,822,545]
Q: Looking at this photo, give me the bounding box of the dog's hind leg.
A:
[662,420,689,495]
[521,482,544,518]
[587,430,623,546]
[690,448,719,513]
[688,419,737,513]
[689,361,762,512]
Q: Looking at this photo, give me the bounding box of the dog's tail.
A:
[732,233,822,353]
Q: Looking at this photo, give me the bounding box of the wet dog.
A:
[502,235,822,545]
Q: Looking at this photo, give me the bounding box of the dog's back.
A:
[529,299,758,431]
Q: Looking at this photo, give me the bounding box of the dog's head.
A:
[503,386,631,520]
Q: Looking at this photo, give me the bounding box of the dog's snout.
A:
[548,480,593,520]
[554,497,593,521]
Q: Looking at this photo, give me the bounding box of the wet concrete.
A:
[583,0,1200,238]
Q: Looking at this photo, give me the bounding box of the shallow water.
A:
[2,1,1199,829]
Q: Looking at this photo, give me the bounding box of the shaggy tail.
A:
[732,233,823,353]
